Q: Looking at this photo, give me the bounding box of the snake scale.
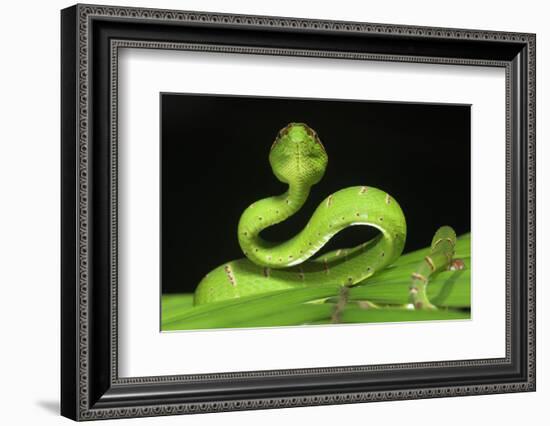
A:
[193,123,456,306]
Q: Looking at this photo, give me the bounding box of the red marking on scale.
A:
[448,259,466,271]
[224,264,237,286]
[411,272,427,283]
[425,256,436,271]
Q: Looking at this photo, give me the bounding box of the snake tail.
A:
[408,225,459,310]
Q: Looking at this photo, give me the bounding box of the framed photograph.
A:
[61,4,536,420]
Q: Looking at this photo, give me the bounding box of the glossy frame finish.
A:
[61,4,536,420]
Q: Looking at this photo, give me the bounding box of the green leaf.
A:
[349,265,470,307]
[162,285,340,330]
[338,305,470,323]
[161,293,195,323]
[161,233,471,330]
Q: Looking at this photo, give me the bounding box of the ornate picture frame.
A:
[61,3,535,420]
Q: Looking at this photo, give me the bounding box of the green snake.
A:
[193,123,456,306]
[408,226,461,310]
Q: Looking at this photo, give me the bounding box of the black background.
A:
[161,94,470,294]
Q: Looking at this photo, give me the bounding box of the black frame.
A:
[61,4,536,421]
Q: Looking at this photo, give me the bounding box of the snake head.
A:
[269,123,328,186]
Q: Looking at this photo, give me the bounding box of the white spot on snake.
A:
[359,186,368,194]
[425,256,436,271]
[433,237,454,250]
[411,272,427,282]
[224,264,237,286]
[385,193,391,204]
[336,249,342,256]
[326,194,334,207]
[287,257,306,266]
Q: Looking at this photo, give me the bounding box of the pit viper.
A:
[193,123,455,306]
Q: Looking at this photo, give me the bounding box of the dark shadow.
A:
[36,400,59,415]
[430,269,464,306]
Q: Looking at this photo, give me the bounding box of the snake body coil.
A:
[193,123,407,305]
